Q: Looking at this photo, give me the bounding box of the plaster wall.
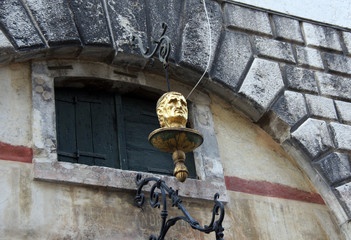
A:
[0,63,345,239]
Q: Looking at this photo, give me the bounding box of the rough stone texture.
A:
[25,0,80,46]
[335,100,351,123]
[224,4,272,36]
[336,183,351,217]
[210,31,252,90]
[284,65,318,93]
[295,46,324,70]
[303,22,343,51]
[0,2,350,237]
[271,91,308,126]
[292,119,333,159]
[67,0,112,46]
[314,152,351,185]
[239,58,285,118]
[343,31,351,54]
[147,0,184,62]
[107,0,148,53]
[324,53,351,75]
[254,36,295,63]
[0,30,15,65]
[180,0,222,72]
[272,15,304,43]
[316,72,351,101]
[329,122,351,151]
[305,94,338,120]
[0,30,14,52]
[0,0,45,49]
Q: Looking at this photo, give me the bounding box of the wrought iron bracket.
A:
[134,173,225,240]
[130,23,171,69]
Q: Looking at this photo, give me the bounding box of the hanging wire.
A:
[165,67,170,92]
[186,0,212,99]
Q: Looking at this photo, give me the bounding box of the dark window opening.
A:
[55,88,197,178]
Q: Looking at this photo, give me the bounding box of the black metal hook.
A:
[134,174,225,240]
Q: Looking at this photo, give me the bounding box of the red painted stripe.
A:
[0,141,33,163]
[225,176,325,205]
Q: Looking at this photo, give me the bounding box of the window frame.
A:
[31,60,227,201]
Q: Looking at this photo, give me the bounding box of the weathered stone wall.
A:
[0,63,345,239]
[0,0,351,239]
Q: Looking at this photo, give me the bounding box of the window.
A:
[55,88,197,178]
[32,60,227,201]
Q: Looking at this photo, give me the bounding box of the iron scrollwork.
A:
[130,23,171,69]
[135,173,225,240]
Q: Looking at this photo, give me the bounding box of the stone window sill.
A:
[33,159,227,201]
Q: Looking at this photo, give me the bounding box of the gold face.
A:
[156,92,188,128]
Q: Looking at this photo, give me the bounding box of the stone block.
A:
[305,94,337,120]
[343,31,351,54]
[316,72,351,101]
[180,0,222,72]
[0,30,14,52]
[254,37,295,63]
[324,53,351,75]
[0,30,15,65]
[302,22,342,52]
[271,90,308,127]
[25,0,81,46]
[336,182,351,217]
[67,0,112,47]
[272,15,304,43]
[329,122,351,151]
[210,31,252,90]
[295,46,324,70]
[335,100,351,123]
[291,119,333,159]
[0,0,45,49]
[239,58,284,117]
[285,66,318,93]
[107,0,148,54]
[147,0,184,62]
[314,152,351,185]
[224,4,272,36]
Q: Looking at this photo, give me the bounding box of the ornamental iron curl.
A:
[130,23,171,69]
[135,173,225,240]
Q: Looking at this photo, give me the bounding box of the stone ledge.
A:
[324,53,351,75]
[272,15,304,44]
[224,3,272,36]
[302,22,342,52]
[329,122,351,151]
[239,58,285,121]
[291,118,333,159]
[295,46,324,70]
[305,94,338,120]
[284,65,318,93]
[33,160,228,202]
[314,152,351,185]
[254,36,295,63]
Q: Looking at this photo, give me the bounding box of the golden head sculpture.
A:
[156,92,188,128]
[149,91,203,183]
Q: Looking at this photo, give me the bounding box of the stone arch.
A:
[0,0,350,234]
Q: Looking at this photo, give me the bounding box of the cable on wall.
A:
[186,0,212,99]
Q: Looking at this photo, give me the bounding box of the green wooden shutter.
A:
[121,95,197,178]
[55,88,119,168]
